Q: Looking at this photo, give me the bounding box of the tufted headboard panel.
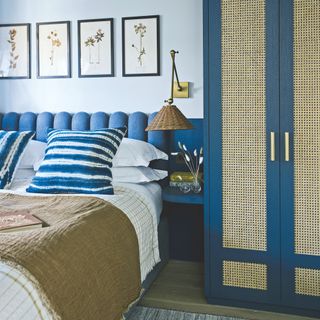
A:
[0,111,170,154]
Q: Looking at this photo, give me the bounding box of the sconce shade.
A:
[145,104,193,131]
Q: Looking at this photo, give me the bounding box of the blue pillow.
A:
[0,130,35,189]
[26,127,126,195]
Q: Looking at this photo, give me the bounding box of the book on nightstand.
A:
[169,171,203,188]
[0,212,43,233]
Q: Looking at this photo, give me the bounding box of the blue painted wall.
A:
[0,0,203,119]
[170,119,203,172]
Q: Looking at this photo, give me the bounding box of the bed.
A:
[0,111,170,320]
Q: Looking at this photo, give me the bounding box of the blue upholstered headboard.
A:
[0,111,170,153]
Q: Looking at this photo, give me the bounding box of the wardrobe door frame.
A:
[204,0,281,305]
[280,0,320,311]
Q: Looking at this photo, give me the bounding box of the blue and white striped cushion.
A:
[26,127,126,195]
[0,130,35,189]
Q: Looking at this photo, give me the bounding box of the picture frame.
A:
[0,23,31,79]
[37,21,71,79]
[122,15,160,77]
[78,18,114,78]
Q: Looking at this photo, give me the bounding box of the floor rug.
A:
[126,306,244,320]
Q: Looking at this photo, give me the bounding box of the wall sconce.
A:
[145,50,193,131]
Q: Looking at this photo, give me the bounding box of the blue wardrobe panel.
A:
[72,112,90,130]
[128,112,148,141]
[204,0,282,308]
[204,0,320,317]
[90,112,109,130]
[36,112,54,142]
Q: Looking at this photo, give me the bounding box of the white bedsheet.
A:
[9,174,163,225]
[0,180,162,320]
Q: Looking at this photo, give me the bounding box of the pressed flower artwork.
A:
[37,21,71,78]
[8,29,19,69]
[132,23,147,66]
[0,24,30,79]
[78,18,114,77]
[122,15,160,76]
[47,30,61,66]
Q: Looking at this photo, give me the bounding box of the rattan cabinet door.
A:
[205,0,281,305]
[280,0,320,312]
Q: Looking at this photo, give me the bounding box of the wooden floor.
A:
[140,260,317,320]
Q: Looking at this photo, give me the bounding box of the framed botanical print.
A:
[122,15,160,77]
[37,21,71,78]
[78,18,114,77]
[0,23,31,79]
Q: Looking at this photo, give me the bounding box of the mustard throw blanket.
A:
[0,194,141,320]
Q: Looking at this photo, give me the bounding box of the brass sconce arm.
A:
[166,50,183,105]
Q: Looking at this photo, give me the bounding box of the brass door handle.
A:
[285,132,290,162]
[270,132,275,161]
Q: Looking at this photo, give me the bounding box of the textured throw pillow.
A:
[0,130,35,189]
[26,127,126,194]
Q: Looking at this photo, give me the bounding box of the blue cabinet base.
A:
[165,202,204,262]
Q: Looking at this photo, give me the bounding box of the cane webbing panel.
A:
[221,0,267,251]
[295,268,320,297]
[223,261,267,290]
[294,0,320,256]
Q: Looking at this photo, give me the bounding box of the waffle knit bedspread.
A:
[0,194,141,320]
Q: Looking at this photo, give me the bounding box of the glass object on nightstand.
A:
[180,183,191,193]
[191,178,202,193]
[170,143,203,194]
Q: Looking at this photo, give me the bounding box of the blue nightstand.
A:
[162,186,204,205]
[162,186,204,262]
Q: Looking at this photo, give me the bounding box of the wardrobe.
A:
[204,0,320,316]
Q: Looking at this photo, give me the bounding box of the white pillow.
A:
[113,138,168,167]
[19,140,47,170]
[111,167,168,183]
[10,168,36,190]
[12,168,36,181]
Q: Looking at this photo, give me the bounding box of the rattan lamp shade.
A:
[145,104,193,131]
